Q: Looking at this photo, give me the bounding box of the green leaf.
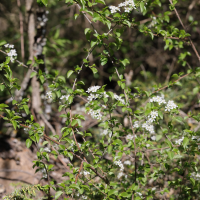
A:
[30,72,37,78]
[23,105,29,115]
[68,152,73,160]
[158,111,163,119]
[167,151,174,160]
[90,67,98,74]
[0,84,5,91]
[95,0,105,4]
[55,191,63,200]
[0,40,6,46]
[190,178,195,186]
[165,140,172,149]
[182,137,189,149]
[71,119,78,126]
[67,70,74,78]
[11,120,17,130]
[140,1,145,13]
[58,76,66,83]
[41,0,48,6]
[27,60,32,65]
[26,139,32,148]
[0,103,9,108]
[108,189,118,196]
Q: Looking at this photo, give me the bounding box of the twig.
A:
[0,49,36,72]
[168,0,200,62]
[17,0,25,64]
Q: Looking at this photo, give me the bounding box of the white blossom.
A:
[142,122,155,134]
[86,86,101,93]
[165,100,178,112]
[136,192,143,198]
[114,160,124,171]
[126,134,137,140]
[40,168,47,179]
[88,109,102,120]
[190,172,200,181]
[109,5,120,13]
[46,91,52,99]
[175,137,184,145]
[82,195,87,199]
[133,121,139,128]
[117,172,124,179]
[60,94,70,101]
[101,129,112,137]
[151,135,156,141]
[114,94,126,105]
[149,95,166,105]
[43,147,51,153]
[81,171,90,176]
[124,160,131,165]
[7,49,17,62]
[147,110,158,123]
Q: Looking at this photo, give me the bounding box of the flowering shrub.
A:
[1,0,200,199]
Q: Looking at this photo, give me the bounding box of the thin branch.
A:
[168,0,200,61]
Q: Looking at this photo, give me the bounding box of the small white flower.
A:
[109,5,120,13]
[114,94,126,105]
[149,96,166,105]
[191,172,200,181]
[133,121,139,128]
[88,109,102,120]
[82,195,87,199]
[86,86,101,93]
[43,147,51,153]
[165,100,178,112]
[81,171,90,176]
[46,91,52,99]
[124,160,131,165]
[146,144,150,147]
[114,160,124,171]
[117,172,124,179]
[175,137,184,145]
[101,129,112,137]
[126,134,137,140]
[4,43,9,48]
[60,94,70,101]
[151,136,156,141]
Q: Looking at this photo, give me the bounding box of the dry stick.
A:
[168,0,200,62]
[39,113,57,136]
[17,0,25,64]
[0,50,36,72]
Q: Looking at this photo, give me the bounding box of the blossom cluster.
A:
[148,16,157,28]
[114,94,126,105]
[133,121,139,128]
[43,147,51,153]
[101,129,112,137]
[190,172,200,181]
[126,134,137,140]
[175,137,184,145]
[147,111,158,123]
[4,43,17,62]
[40,168,47,179]
[88,109,102,120]
[149,95,166,105]
[124,160,131,165]
[165,100,178,112]
[86,86,101,93]
[45,91,52,99]
[114,160,124,171]
[109,0,137,14]
[60,94,70,101]
[80,171,90,176]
